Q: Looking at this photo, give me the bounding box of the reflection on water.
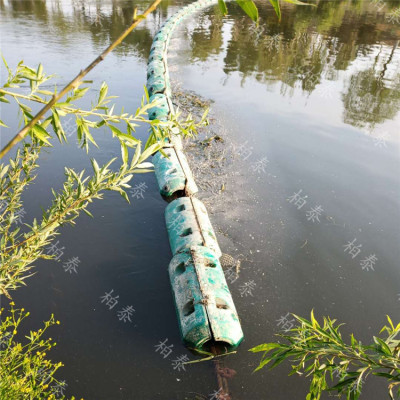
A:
[342,43,400,129]
[185,0,400,131]
[1,0,400,399]
[2,0,399,130]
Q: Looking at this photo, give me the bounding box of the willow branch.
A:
[0,0,162,159]
[0,90,41,103]
[0,89,151,123]
[3,193,92,255]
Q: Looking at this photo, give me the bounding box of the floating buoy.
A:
[146,0,244,351]
[146,75,168,97]
[147,60,165,79]
[153,148,198,198]
[169,246,243,350]
[165,197,221,257]
[148,94,169,121]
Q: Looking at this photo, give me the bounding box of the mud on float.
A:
[146,0,244,352]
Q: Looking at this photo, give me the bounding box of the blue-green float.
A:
[169,246,243,349]
[153,147,198,198]
[147,0,244,350]
[165,197,221,257]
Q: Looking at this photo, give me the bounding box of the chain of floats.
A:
[146,1,234,398]
[146,0,218,170]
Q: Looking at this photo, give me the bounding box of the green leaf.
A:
[70,87,89,102]
[98,82,108,105]
[83,208,94,218]
[41,116,52,130]
[101,158,117,174]
[19,103,32,113]
[18,66,38,81]
[138,142,162,164]
[311,309,320,329]
[120,174,133,185]
[51,109,66,143]
[130,142,142,168]
[0,119,9,128]
[37,63,43,78]
[373,336,392,356]
[109,124,123,137]
[143,85,150,103]
[80,119,98,149]
[249,343,281,353]
[284,0,314,6]
[136,162,153,169]
[372,372,396,380]
[236,0,258,23]
[37,89,54,96]
[328,377,357,391]
[109,125,139,147]
[386,315,395,331]
[268,0,281,20]
[269,349,291,369]
[218,0,228,15]
[119,190,130,204]
[0,165,9,179]
[91,159,100,176]
[32,124,51,145]
[54,102,71,108]
[1,52,12,77]
[253,356,273,372]
[84,129,98,148]
[121,142,128,165]
[132,169,153,174]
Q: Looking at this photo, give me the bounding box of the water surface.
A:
[1,0,399,399]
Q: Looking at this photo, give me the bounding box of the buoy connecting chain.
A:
[146,0,243,352]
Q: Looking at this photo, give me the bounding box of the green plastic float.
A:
[165,197,221,257]
[169,246,243,350]
[146,0,244,350]
[153,146,198,198]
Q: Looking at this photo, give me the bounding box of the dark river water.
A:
[1,0,400,399]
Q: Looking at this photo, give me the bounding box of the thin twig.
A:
[0,0,162,159]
